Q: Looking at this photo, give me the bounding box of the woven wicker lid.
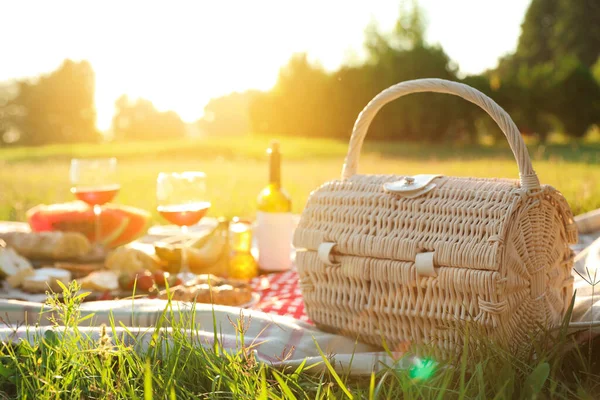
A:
[294,175,578,271]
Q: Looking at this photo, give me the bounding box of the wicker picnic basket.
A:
[293,78,579,356]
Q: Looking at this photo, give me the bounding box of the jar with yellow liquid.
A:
[227,218,258,281]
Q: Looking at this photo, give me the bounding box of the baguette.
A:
[0,231,91,260]
[160,274,253,307]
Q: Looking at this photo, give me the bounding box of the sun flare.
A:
[0,0,528,131]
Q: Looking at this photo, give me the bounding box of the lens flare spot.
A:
[409,357,436,381]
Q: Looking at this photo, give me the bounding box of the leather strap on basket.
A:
[341,78,541,191]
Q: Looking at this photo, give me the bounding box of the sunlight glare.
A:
[0,0,528,132]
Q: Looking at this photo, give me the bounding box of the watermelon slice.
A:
[26,201,151,248]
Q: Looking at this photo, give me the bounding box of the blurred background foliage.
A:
[0,0,598,147]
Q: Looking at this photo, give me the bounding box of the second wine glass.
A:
[156,171,210,279]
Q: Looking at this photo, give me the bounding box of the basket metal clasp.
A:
[383,174,442,198]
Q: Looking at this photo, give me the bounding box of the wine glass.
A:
[156,171,210,280]
[70,158,119,249]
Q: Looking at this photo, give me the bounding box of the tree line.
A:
[0,60,189,146]
[0,0,598,146]
[245,0,600,144]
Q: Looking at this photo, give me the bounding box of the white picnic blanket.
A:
[0,216,599,376]
[0,298,407,374]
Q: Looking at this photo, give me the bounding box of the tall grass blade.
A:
[144,358,153,400]
[272,369,297,400]
[257,366,268,400]
[313,338,353,399]
[458,324,470,400]
[523,362,550,398]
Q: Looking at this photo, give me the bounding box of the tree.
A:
[546,57,600,138]
[513,0,559,67]
[250,2,472,143]
[360,1,467,142]
[197,90,260,136]
[251,0,598,143]
[594,57,600,84]
[552,0,600,68]
[111,95,186,141]
[0,81,19,145]
[512,0,599,68]
[250,53,332,138]
[494,0,600,141]
[6,60,99,146]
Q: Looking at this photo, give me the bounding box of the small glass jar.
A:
[229,218,253,253]
[228,217,258,281]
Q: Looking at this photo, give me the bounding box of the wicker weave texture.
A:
[294,175,576,354]
[293,79,578,356]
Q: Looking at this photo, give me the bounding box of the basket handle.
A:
[341,78,540,190]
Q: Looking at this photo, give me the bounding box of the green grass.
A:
[0,136,599,223]
[1,136,600,398]
[0,282,598,399]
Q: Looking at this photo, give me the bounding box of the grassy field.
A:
[1,136,600,398]
[1,136,599,223]
[0,282,598,399]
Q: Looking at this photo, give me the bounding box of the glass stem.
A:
[180,225,189,274]
[93,205,102,245]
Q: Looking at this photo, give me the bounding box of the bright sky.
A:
[0,0,529,131]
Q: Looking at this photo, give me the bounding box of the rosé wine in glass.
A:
[70,158,119,247]
[156,172,210,280]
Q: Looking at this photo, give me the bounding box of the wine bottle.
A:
[256,141,293,272]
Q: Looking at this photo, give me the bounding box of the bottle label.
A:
[256,211,293,272]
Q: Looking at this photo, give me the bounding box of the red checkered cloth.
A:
[250,269,311,323]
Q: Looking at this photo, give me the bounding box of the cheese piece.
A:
[78,270,119,292]
[0,244,32,276]
[0,244,35,288]
[21,268,72,293]
[0,248,24,276]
